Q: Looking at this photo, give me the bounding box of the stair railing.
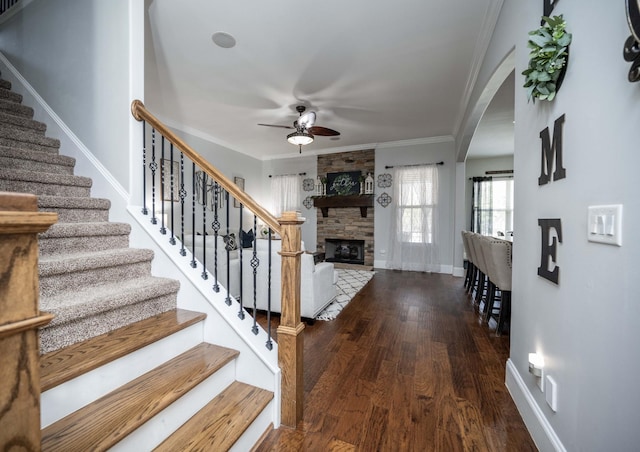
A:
[0,192,56,449]
[0,0,20,15]
[131,100,304,427]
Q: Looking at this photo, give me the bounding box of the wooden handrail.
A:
[131,100,281,235]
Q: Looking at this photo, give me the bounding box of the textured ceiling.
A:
[145,0,506,160]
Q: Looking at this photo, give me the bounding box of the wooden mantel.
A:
[313,194,374,218]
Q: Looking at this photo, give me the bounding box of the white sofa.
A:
[182,235,337,319]
[181,234,240,296]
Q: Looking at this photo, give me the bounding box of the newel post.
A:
[0,193,57,450]
[276,211,305,427]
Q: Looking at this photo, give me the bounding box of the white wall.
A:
[374,139,456,271]
[475,2,640,450]
[0,0,132,192]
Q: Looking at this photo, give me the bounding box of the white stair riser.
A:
[110,361,237,451]
[41,321,205,427]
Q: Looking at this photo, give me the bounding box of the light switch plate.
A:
[545,375,558,412]
[587,204,622,246]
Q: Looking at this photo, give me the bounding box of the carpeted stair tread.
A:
[0,79,11,90]
[0,145,74,174]
[0,167,92,197]
[39,222,132,255]
[155,381,273,452]
[0,86,23,103]
[41,221,131,238]
[39,247,154,277]
[0,125,60,148]
[0,135,60,154]
[39,248,156,298]
[41,343,240,451]
[38,195,111,223]
[41,275,180,325]
[0,110,47,134]
[41,309,207,392]
[0,97,33,118]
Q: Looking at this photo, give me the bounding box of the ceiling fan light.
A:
[287,131,314,146]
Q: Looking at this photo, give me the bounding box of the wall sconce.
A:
[528,352,545,377]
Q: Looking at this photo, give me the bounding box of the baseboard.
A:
[505,359,566,452]
[452,266,465,277]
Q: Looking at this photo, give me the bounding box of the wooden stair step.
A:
[41,342,240,451]
[154,381,274,452]
[41,309,206,391]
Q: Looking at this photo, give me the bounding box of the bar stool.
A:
[469,233,488,309]
[484,238,512,335]
[461,231,475,292]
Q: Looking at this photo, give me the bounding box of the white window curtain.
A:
[388,165,440,272]
[270,174,300,217]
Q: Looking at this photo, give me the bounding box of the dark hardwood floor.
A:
[255,270,536,451]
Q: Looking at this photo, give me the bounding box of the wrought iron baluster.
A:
[212,182,220,293]
[266,230,273,350]
[201,172,208,280]
[238,205,244,319]
[251,215,260,335]
[150,128,157,225]
[159,135,166,235]
[179,152,187,256]
[141,120,148,215]
[190,161,197,268]
[169,143,176,245]
[225,190,232,306]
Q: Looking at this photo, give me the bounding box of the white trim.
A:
[452,0,505,138]
[452,266,465,277]
[373,259,388,269]
[376,135,454,149]
[0,51,129,202]
[163,115,456,162]
[505,359,566,452]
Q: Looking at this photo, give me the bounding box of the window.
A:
[388,164,440,272]
[471,177,514,237]
[270,174,300,217]
[398,173,436,243]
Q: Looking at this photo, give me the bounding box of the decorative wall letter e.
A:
[538,218,562,284]
[538,114,566,186]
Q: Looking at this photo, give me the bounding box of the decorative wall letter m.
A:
[539,114,567,186]
[538,218,562,284]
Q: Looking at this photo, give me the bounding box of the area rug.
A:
[316,269,375,321]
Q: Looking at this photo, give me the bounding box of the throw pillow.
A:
[241,229,254,248]
[223,233,237,251]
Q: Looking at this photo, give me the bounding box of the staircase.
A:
[0,74,274,450]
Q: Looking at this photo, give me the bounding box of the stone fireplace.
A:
[316,149,375,266]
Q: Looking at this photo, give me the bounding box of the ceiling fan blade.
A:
[308,126,340,136]
[257,123,295,130]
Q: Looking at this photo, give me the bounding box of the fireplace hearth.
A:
[325,238,365,265]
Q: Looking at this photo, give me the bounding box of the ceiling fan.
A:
[258,105,340,152]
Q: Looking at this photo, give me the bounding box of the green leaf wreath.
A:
[522,15,572,102]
